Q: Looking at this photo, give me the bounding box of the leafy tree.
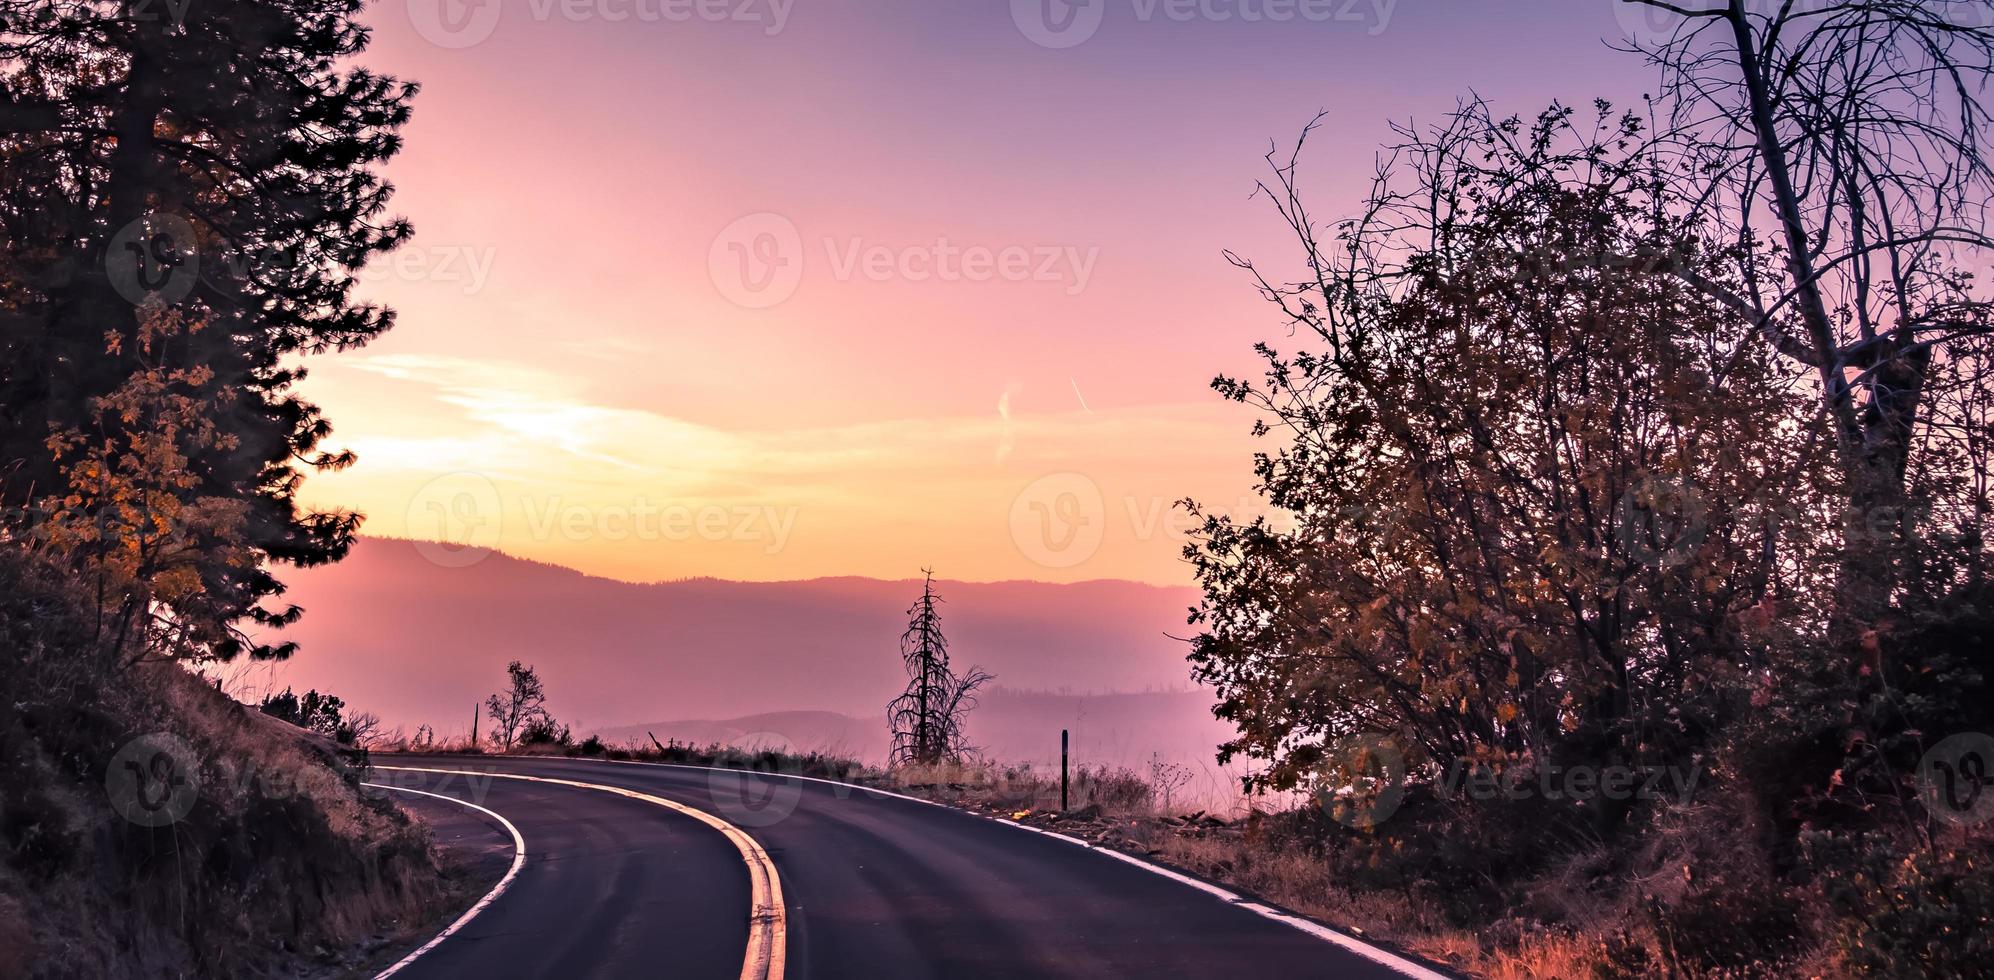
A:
[31,304,260,665]
[0,0,417,659]
[485,660,550,753]
[1188,104,1829,802]
[887,571,992,766]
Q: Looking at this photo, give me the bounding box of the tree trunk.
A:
[1726,2,1926,648]
[1832,341,1930,651]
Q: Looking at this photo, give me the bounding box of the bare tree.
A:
[345,711,383,748]
[1147,753,1193,813]
[887,570,993,766]
[484,660,549,752]
[1620,0,1994,644]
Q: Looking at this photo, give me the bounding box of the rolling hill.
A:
[246,539,1232,769]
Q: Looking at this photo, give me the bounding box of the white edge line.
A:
[374,766,786,980]
[364,783,528,980]
[389,754,1453,980]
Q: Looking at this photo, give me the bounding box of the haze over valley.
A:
[250,538,1232,772]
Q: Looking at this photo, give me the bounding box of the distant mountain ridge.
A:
[592,686,1237,772]
[254,538,1222,765]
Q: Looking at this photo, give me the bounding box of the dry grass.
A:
[0,548,450,979]
[886,759,1156,817]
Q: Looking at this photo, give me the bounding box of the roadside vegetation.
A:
[259,687,381,749]
[1176,4,1994,976]
[0,549,446,978]
[0,0,447,975]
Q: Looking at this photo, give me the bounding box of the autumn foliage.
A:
[28,304,267,665]
[1187,94,1994,978]
[1190,106,1834,799]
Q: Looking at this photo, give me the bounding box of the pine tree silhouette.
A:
[0,0,417,658]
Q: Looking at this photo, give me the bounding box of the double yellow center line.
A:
[373,766,787,980]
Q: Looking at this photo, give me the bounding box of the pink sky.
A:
[297,0,1664,585]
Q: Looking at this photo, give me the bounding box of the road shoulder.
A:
[324,787,517,979]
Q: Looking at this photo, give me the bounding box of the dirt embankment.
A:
[0,551,452,979]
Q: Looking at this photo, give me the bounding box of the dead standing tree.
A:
[887,571,993,766]
[1621,0,1994,646]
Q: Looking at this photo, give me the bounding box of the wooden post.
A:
[1061,728,1070,812]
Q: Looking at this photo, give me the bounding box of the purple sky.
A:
[300,0,1677,584]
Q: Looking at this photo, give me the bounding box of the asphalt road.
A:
[369,755,1437,980]
[373,769,752,978]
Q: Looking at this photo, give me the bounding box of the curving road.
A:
[370,770,751,978]
[367,755,1447,980]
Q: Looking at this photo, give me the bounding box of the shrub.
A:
[518,717,570,748]
[258,687,355,743]
[1807,830,1994,978]
[1651,880,1809,977]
